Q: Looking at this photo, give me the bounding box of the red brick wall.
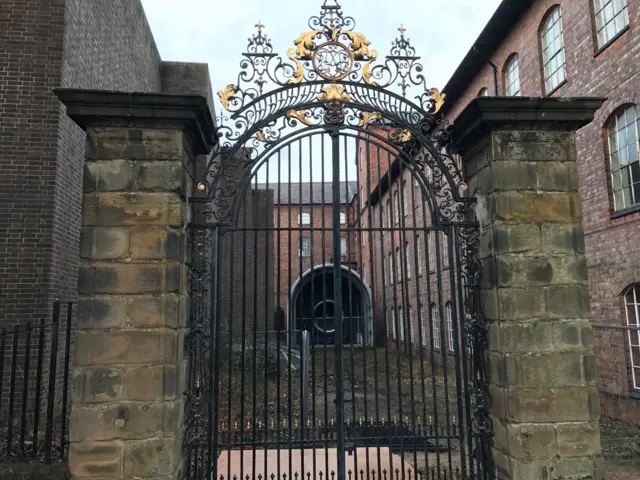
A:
[444,0,640,421]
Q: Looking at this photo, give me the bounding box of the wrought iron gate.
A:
[185,2,492,479]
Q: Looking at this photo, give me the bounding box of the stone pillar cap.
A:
[54,88,217,155]
[453,96,606,152]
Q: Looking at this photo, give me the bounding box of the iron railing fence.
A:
[0,302,75,463]
[591,323,640,479]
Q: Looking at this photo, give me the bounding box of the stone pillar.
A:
[55,90,215,480]
[454,97,606,480]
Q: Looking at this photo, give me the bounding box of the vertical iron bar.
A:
[32,319,45,459]
[45,302,61,463]
[287,142,293,480]
[308,135,318,480]
[0,327,5,428]
[264,157,271,480]
[60,303,73,458]
[252,175,259,480]
[19,322,32,455]
[331,131,346,480]
[7,325,19,457]
[210,226,224,479]
[276,149,282,480]
[227,227,236,480]
[321,134,330,480]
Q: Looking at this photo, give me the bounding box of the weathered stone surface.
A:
[509,456,598,480]
[506,423,557,460]
[84,160,135,192]
[80,227,129,260]
[493,131,574,162]
[493,222,541,254]
[536,162,580,192]
[545,285,591,318]
[504,387,593,423]
[124,364,180,401]
[68,440,123,478]
[130,227,168,259]
[123,436,182,477]
[76,296,127,329]
[87,128,183,161]
[556,422,601,457]
[498,287,546,320]
[126,295,180,328]
[499,320,591,353]
[492,161,537,191]
[80,263,175,295]
[136,161,183,192]
[505,352,586,388]
[82,193,182,227]
[0,463,70,480]
[541,223,585,254]
[74,331,180,366]
[74,367,125,403]
[496,255,588,287]
[494,191,576,222]
[69,400,183,442]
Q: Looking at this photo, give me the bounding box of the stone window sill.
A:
[630,390,640,401]
[595,25,630,58]
[611,203,640,220]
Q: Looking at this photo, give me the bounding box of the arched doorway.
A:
[185,2,491,479]
[290,264,373,346]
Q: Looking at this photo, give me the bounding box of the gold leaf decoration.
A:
[428,87,447,114]
[256,129,267,142]
[293,30,323,59]
[287,48,304,85]
[358,111,382,127]
[329,27,341,41]
[217,84,239,111]
[344,31,371,59]
[398,129,412,143]
[317,84,351,103]
[362,49,378,86]
[286,109,313,126]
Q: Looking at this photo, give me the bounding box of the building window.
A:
[388,254,393,285]
[428,232,437,272]
[431,304,440,349]
[408,306,414,344]
[392,310,397,340]
[504,54,520,96]
[396,248,402,282]
[623,284,640,390]
[402,180,408,216]
[393,191,399,224]
[362,264,367,282]
[478,88,489,97]
[386,200,392,227]
[446,302,454,352]
[416,235,423,275]
[340,237,347,256]
[541,6,566,94]
[340,212,347,225]
[420,305,426,347]
[607,105,640,211]
[298,213,311,225]
[405,242,411,279]
[442,232,450,269]
[399,307,404,342]
[594,0,629,50]
[299,236,311,257]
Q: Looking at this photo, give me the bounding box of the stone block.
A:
[505,352,586,388]
[505,387,592,423]
[498,287,546,321]
[76,296,126,329]
[509,456,598,480]
[123,436,182,477]
[82,263,170,295]
[506,423,557,461]
[74,331,180,366]
[82,192,183,227]
[545,285,591,318]
[492,161,537,191]
[84,160,135,192]
[541,223,586,254]
[556,421,601,457]
[74,367,125,404]
[80,227,130,260]
[68,440,123,478]
[494,192,575,223]
[536,162,580,192]
[500,320,590,353]
[136,161,184,192]
[497,256,553,287]
[126,295,180,329]
[87,128,183,161]
[487,351,507,387]
[69,399,183,442]
[124,364,180,401]
[493,222,541,255]
[493,131,573,162]
[130,227,168,259]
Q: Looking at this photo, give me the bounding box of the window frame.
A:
[404,242,411,279]
[478,87,489,97]
[504,54,521,97]
[339,212,347,225]
[299,236,312,258]
[606,104,640,213]
[446,302,455,353]
[431,303,441,350]
[396,247,402,282]
[540,6,567,95]
[298,212,311,225]
[340,236,347,257]
[428,232,437,273]
[623,284,640,391]
[592,0,630,53]
[420,305,426,347]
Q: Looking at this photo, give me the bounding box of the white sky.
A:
[139,0,502,182]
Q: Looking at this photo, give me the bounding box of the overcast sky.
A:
[139,0,502,182]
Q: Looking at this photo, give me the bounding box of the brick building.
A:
[438,0,640,425]
[0,0,215,328]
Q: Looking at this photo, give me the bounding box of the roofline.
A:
[440,0,533,116]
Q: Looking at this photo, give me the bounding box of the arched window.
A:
[340,212,347,224]
[386,199,392,227]
[416,235,423,275]
[428,232,437,272]
[404,242,411,279]
[442,232,450,269]
[623,284,640,389]
[393,190,399,224]
[478,88,489,97]
[607,105,640,211]
[594,0,629,49]
[391,309,397,340]
[408,306,414,343]
[431,303,440,349]
[445,302,454,352]
[388,253,393,285]
[396,248,402,282]
[298,212,311,225]
[399,307,404,342]
[340,237,347,256]
[420,305,426,347]
[299,237,311,257]
[540,6,566,94]
[504,54,520,96]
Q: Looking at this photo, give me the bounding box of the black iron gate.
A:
[185,2,492,479]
